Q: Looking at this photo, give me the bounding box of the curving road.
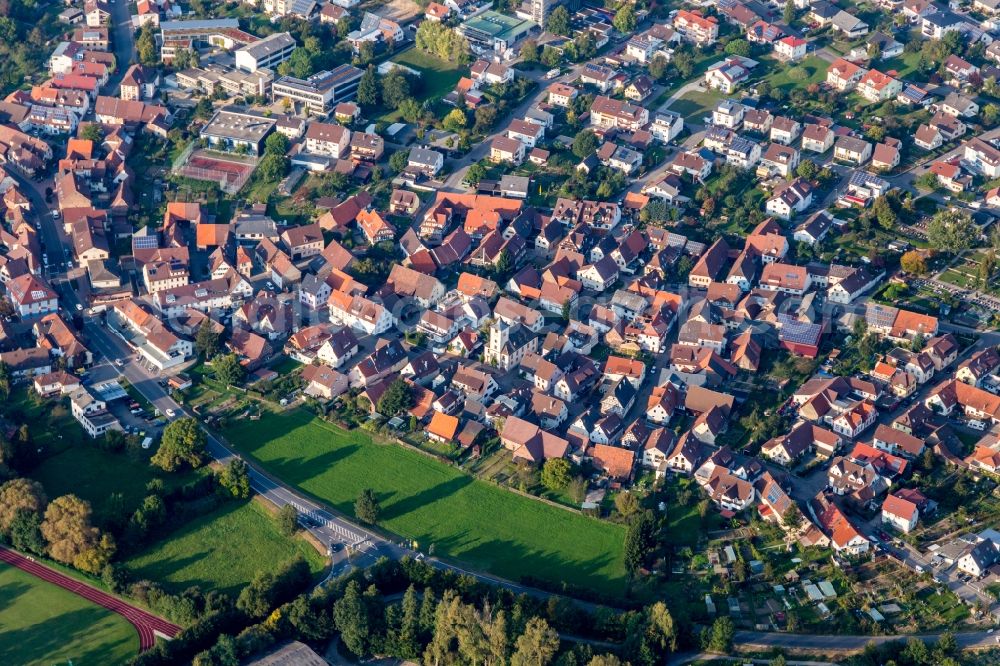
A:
[0,546,180,651]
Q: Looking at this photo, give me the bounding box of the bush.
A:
[786,66,809,81]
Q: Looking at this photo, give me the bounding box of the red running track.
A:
[0,546,180,651]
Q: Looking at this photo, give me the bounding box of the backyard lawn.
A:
[221,410,629,596]
[126,500,326,596]
[0,563,139,666]
[667,89,725,123]
[760,55,829,92]
[881,51,924,80]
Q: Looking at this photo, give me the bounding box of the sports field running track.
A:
[0,546,180,651]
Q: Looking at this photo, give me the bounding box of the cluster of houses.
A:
[12,0,1000,592]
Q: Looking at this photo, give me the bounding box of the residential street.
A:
[108,0,137,93]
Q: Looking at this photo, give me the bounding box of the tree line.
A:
[133,556,686,666]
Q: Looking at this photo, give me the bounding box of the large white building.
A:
[272,65,364,115]
[235,32,296,73]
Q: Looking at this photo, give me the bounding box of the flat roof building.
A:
[200,105,276,155]
[459,10,536,53]
[271,64,364,115]
[235,31,295,73]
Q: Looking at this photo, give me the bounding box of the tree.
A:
[588,656,623,666]
[355,488,381,524]
[415,21,471,62]
[357,66,379,107]
[796,159,818,180]
[984,102,1000,128]
[927,209,978,254]
[978,250,997,288]
[649,54,668,80]
[237,557,312,619]
[443,108,467,132]
[784,0,795,24]
[194,319,220,359]
[152,417,207,472]
[673,50,694,78]
[646,601,677,656]
[0,478,46,534]
[706,616,734,653]
[873,196,896,230]
[256,153,288,183]
[465,162,488,185]
[377,378,413,416]
[866,124,886,142]
[395,584,422,658]
[782,503,803,529]
[40,495,101,566]
[80,124,104,143]
[547,6,571,36]
[381,70,411,110]
[540,46,561,68]
[615,491,639,518]
[572,129,598,159]
[264,132,289,156]
[399,98,423,124]
[277,504,298,536]
[9,509,46,555]
[136,24,158,66]
[474,105,498,134]
[541,458,571,492]
[623,510,657,575]
[214,353,245,386]
[521,38,539,62]
[613,4,636,33]
[900,250,928,275]
[724,39,751,57]
[334,580,376,656]
[218,459,251,499]
[355,41,376,66]
[389,150,409,174]
[914,171,940,191]
[74,533,116,574]
[511,617,560,666]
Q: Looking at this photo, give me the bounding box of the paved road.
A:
[733,628,1000,652]
[0,546,180,651]
[108,0,137,94]
[71,294,609,608]
[440,61,591,191]
[669,653,835,666]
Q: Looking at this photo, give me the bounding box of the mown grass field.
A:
[221,410,628,596]
[760,55,829,92]
[393,48,465,102]
[126,500,326,596]
[31,445,198,516]
[0,563,139,666]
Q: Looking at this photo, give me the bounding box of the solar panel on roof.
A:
[777,314,821,345]
[132,235,158,249]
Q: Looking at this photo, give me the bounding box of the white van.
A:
[545,68,560,79]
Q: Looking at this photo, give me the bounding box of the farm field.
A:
[0,563,139,666]
[126,500,326,596]
[221,409,628,596]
